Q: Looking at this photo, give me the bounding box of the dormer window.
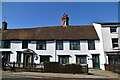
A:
[110,27,117,33]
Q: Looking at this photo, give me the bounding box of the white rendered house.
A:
[1,14,107,70]
[93,22,120,66]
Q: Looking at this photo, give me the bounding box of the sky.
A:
[1,2,118,29]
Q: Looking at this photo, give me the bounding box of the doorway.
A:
[23,53,33,67]
[26,55,31,64]
[92,54,100,68]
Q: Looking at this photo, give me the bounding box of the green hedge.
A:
[44,62,83,74]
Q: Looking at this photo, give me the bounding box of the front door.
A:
[26,55,31,64]
[92,54,100,68]
[23,53,34,67]
[25,55,31,67]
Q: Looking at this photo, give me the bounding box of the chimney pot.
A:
[2,21,7,31]
[61,13,69,27]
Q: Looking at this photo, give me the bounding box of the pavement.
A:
[2,69,120,79]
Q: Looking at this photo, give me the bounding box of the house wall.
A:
[93,23,106,70]
[93,23,120,68]
[119,28,120,48]
[0,39,105,69]
[101,26,119,51]
[101,25,120,65]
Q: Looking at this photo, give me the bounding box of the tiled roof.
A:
[1,26,99,40]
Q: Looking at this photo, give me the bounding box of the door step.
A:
[89,68,101,71]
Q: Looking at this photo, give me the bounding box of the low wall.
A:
[104,64,120,73]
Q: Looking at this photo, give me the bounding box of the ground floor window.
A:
[108,55,120,64]
[17,52,22,63]
[40,56,50,63]
[76,55,87,64]
[2,52,10,62]
[58,56,69,64]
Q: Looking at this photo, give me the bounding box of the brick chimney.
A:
[2,21,7,31]
[61,13,69,27]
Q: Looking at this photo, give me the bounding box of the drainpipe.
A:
[54,40,57,62]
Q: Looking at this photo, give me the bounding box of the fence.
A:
[104,64,120,73]
[5,62,88,73]
[9,62,44,68]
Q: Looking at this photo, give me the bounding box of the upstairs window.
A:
[0,41,11,48]
[112,38,119,48]
[70,41,80,50]
[22,41,28,49]
[110,27,117,33]
[36,41,46,50]
[56,41,63,50]
[88,40,95,50]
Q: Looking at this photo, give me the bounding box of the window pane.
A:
[0,41,10,48]
[36,41,46,50]
[112,39,118,43]
[108,55,120,64]
[17,52,21,63]
[112,38,118,48]
[110,27,117,33]
[22,41,28,49]
[56,41,63,50]
[88,40,95,50]
[2,53,10,62]
[40,56,50,63]
[76,56,87,64]
[70,41,80,50]
[59,56,69,64]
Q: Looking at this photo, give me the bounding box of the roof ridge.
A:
[5,25,94,30]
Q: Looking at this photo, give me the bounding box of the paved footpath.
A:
[2,69,120,79]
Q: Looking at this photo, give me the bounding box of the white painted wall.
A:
[101,26,119,51]
[93,23,120,70]
[0,39,103,69]
[118,27,120,49]
[93,23,106,70]
[1,23,120,70]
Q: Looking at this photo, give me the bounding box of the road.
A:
[1,74,118,80]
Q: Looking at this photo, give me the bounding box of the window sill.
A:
[70,49,80,50]
[22,48,28,49]
[0,48,10,49]
[36,49,46,50]
[111,32,118,34]
[113,47,120,50]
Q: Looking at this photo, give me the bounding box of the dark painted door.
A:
[92,54,100,68]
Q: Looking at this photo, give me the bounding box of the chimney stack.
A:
[2,21,7,31]
[61,13,69,27]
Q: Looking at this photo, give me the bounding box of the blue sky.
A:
[2,2,118,29]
